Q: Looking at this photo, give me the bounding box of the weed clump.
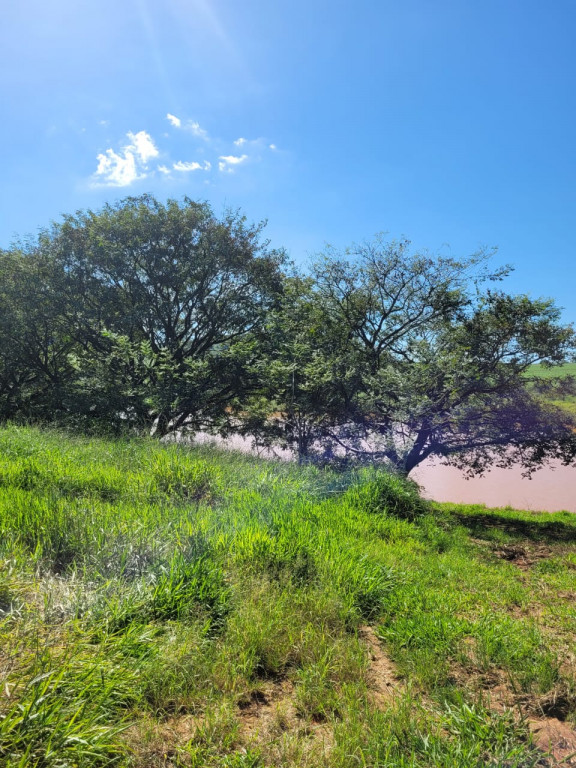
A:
[347,470,428,520]
[150,453,221,501]
[230,526,316,584]
[93,554,230,634]
[0,646,137,767]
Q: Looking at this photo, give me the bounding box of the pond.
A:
[412,460,576,513]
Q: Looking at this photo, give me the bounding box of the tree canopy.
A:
[1,196,285,434]
[301,241,576,473]
[1,196,575,476]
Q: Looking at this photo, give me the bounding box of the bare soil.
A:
[358,624,404,707]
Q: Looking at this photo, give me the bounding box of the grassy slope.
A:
[0,427,575,767]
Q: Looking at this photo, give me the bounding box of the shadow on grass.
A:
[449,509,576,544]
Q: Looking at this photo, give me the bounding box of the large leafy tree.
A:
[310,238,576,474]
[345,294,576,475]
[11,195,286,433]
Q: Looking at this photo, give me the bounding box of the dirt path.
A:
[359,625,404,707]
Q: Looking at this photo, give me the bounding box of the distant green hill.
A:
[528,362,576,379]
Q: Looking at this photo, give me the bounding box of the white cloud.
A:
[220,154,248,164]
[95,149,139,186]
[174,161,202,172]
[218,154,248,173]
[91,119,275,187]
[128,130,159,163]
[186,121,209,140]
[233,137,278,151]
[173,160,201,172]
[166,113,209,140]
[93,130,159,187]
[173,160,212,172]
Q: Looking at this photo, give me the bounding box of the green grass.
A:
[0,425,575,766]
[527,362,576,380]
[528,362,576,415]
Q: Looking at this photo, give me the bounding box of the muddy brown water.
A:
[412,460,576,513]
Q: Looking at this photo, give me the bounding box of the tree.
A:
[0,247,77,421]
[3,202,574,478]
[16,195,286,433]
[235,275,363,462]
[302,237,576,475]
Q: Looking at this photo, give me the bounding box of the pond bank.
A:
[184,431,576,513]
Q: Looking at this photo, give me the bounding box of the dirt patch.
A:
[557,591,576,601]
[234,628,404,750]
[125,678,336,765]
[236,679,297,737]
[235,678,334,763]
[450,638,576,765]
[359,625,404,707]
[493,544,554,570]
[449,656,517,713]
[530,718,576,766]
[123,712,204,765]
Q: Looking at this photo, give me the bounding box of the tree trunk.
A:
[152,411,171,438]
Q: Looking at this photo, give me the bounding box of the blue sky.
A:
[2,0,575,324]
